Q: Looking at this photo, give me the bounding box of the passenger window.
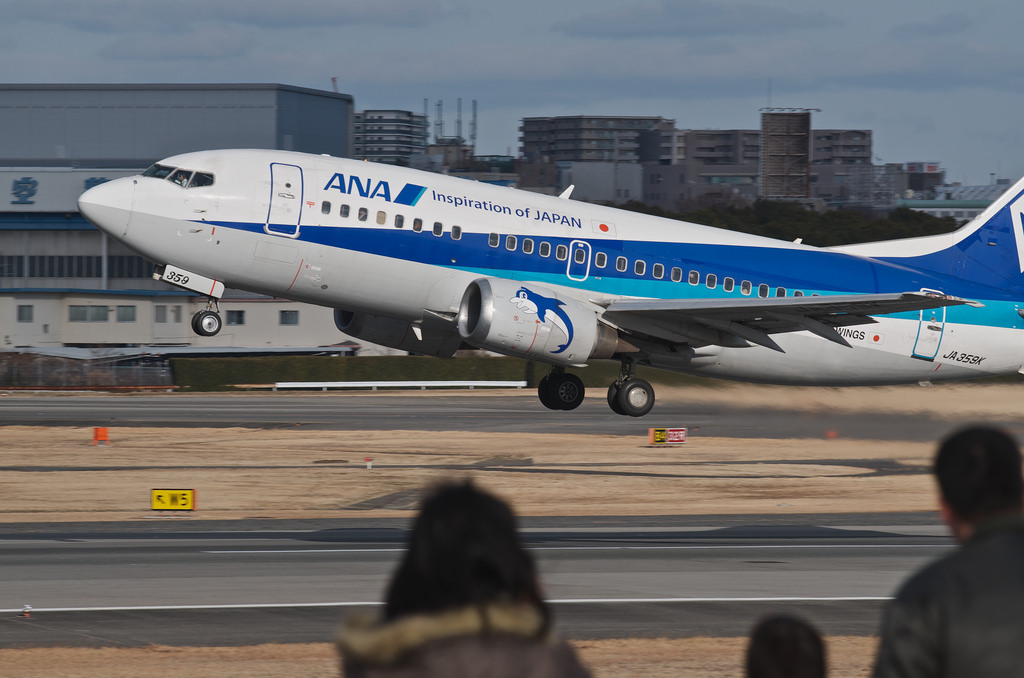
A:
[522,238,534,254]
[506,235,517,250]
[670,267,682,282]
[616,256,627,272]
[706,273,717,288]
[433,222,443,236]
[653,263,664,279]
[776,287,787,297]
[595,252,607,268]
[723,277,735,292]
[539,242,551,257]
[413,218,423,233]
[489,233,500,247]
[555,244,568,260]
[634,260,646,276]
[688,270,699,285]
[377,211,387,225]
[452,225,462,240]
[394,215,404,228]
[793,290,804,297]
[358,207,368,222]
[758,284,769,298]
[340,204,350,218]
[741,280,752,295]
[574,248,586,264]
[321,201,331,215]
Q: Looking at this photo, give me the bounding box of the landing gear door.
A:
[567,240,591,282]
[912,287,946,360]
[266,163,303,238]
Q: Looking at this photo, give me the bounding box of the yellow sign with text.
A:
[151,489,197,511]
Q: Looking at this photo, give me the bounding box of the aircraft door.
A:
[567,240,591,282]
[266,163,304,238]
[912,288,946,360]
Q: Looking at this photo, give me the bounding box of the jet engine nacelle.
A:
[457,277,619,366]
[334,310,462,358]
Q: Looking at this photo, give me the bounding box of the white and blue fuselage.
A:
[78,149,1024,415]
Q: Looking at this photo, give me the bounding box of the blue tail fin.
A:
[838,175,1024,293]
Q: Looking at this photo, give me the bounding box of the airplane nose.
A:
[78,177,135,238]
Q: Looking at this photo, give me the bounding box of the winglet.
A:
[558,185,575,200]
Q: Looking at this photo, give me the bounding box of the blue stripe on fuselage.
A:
[204,219,1024,328]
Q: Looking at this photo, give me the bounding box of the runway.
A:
[0,518,950,648]
[2,391,1021,440]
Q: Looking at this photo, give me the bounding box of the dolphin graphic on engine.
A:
[510,286,575,354]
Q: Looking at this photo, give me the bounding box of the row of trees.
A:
[616,200,960,247]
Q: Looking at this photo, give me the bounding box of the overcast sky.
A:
[4,0,1022,184]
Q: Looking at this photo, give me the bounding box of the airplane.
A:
[78,148,1024,416]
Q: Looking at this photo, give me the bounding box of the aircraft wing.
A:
[600,291,978,352]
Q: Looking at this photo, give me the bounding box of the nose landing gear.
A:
[191,300,222,337]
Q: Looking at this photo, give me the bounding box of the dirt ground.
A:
[1,382,1014,676]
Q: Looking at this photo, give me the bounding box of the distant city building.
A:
[519,116,675,163]
[353,109,428,165]
[900,180,1009,224]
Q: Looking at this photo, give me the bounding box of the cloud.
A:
[890,12,974,39]
[554,0,839,39]
[9,0,444,34]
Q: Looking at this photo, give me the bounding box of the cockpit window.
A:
[190,172,215,188]
[170,170,193,187]
[143,164,175,179]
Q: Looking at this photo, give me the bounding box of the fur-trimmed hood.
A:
[337,602,551,666]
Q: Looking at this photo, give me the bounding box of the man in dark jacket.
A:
[873,425,1024,678]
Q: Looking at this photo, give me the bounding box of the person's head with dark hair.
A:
[384,481,548,632]
[746,614,826,678]
[934,426,1023,542]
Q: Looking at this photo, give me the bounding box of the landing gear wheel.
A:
[191,310,222,337]
[538,372,586,411]
[614,378,655,417]
[607,382,626,415]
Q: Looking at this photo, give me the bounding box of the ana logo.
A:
[509,287,574,354]
[323,173,426,206]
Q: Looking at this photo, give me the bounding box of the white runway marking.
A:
[0,596,891,615]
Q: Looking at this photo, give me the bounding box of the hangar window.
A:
[506,235,517,250]
[116,305,136,322]
[377,211,387,225]
[413,218,423,232]
[652,263,664,279]
[758,284,769,298]
[522,238,534,254]
[279,310,299,325]
[321,201,331,215]
[227,310,245,325]
[616,256,627,272]
[688,270,699,285]
[340,204,350,218]
[634,260,646,276]
[723,277,735,292]
[555,244,568,261]
[539,242,551,257]
[595,252,607,268]
[433,222,444,236]
[489,233,500,247]
[741,280,752,295]
[706,273,717,289]
[671,267,682,282]
[394,215,404,228]
[452,226,462,240]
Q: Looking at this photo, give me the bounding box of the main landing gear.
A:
[538,360,655,417]
[190,299,222,337]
